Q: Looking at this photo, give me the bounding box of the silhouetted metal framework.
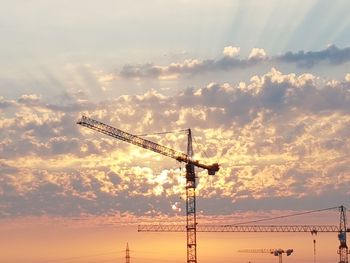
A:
[77,116,219,174]
[139,206,349,263]
[239,248,293,263]
[185,129,197,263]
[138,224,340,232]
[77,116,219,263]
[126,243,130,263]
[338,206,349,263]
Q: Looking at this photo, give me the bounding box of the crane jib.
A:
[137,224,341,232]
[77,116,219,175]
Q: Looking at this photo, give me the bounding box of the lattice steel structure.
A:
[139,207,349,263]
[138,224,340,233]
[338,206,349,263]
[77,116,219,263]
[185,129,197,263]
[77,116,219,174]
[139,211,349,263]
[125,243,130,263]
[239,248,293,263]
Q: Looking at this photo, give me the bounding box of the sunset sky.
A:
[1,0,350,263]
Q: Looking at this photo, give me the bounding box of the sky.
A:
[0,0,350,262]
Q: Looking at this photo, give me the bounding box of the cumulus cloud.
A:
[1,69,350,218]
[248,48,267,61]
[346,74,350,82]
[18,94,41,105]
[223,46,240,58]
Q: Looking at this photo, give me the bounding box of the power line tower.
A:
[125,243,130,263]
[77,116,219,263]
[338,205,349,263]
[239,248,293,263]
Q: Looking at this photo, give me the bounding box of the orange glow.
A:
[0,216,341,263]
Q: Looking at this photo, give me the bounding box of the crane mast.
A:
[339,205,349,263]
[77,115,219,263]
[186,129,197,263]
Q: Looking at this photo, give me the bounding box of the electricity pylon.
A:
[126,243,130,263]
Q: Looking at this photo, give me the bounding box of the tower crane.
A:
[239,248,294,263]
[138,206,349,263]
[77,116,219,263]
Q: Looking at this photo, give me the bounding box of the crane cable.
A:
[230,206,341,225]
[135,129,215,165]
[192,134,209,160]
[136,129,189,137]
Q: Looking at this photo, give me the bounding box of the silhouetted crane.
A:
[138,206,349,263]
[125,243,130,263]
[239,248,293,263]
[77,116,219,263]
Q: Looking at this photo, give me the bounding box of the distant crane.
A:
[125,243,130,263]
[138,206,349,263]
[239,248,293,263]
[77,116,219,263]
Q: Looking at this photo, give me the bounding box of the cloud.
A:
[119,47,267,80]
[346,73,350,82]
[223,46,240,58]
[17,94,41,105]
[118,45,350,80]
[248,48,267,61]
[276,45,350,68]
[1,69,349,218]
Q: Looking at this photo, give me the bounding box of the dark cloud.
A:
[119,55,263,79]
[0,97,16,109]
[119,45,350,79]
[120,63,163,79]
[277,45,350,68]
